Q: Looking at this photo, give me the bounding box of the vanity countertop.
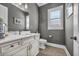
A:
[0,33,39,44]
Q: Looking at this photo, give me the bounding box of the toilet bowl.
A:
[39,39,47,49]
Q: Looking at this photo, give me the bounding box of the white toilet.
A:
[39,39,47,49]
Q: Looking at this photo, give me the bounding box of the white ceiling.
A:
[37,3,48,7]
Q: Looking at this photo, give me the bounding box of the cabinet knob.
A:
[10,45,14,47]
[70,36,77,40]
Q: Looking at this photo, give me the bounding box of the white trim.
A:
[11,3,25,11]
[46,42,71,56]
[37,3,48,7]
[11,3,28,12]
[64,46,71,56]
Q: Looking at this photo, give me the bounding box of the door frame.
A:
[73,3,79,56]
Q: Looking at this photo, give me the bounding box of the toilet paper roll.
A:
[49,35,52,37]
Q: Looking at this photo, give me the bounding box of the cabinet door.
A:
[30,39,39,56]
[13,47,27,56]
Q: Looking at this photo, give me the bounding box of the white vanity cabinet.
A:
[21,35,39,56]
[0,34,40,56]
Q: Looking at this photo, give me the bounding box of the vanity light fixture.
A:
[18,3,22,5]
[25,4,28,9]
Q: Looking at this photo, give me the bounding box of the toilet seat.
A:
[39,39,47,49]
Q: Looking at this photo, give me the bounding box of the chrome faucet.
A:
[19,30,22,35]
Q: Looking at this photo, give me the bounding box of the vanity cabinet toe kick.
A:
[0,34,40,56]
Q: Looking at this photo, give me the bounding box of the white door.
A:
[73,3,79,56]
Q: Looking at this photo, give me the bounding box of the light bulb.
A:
[18,3,22,5]
[25,4,28,9]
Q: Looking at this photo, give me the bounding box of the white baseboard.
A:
[63,46,71,56]
[46,42,71,56]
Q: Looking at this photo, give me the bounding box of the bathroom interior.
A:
[0,3,78,56]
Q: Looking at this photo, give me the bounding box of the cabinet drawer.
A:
[1,40,21,54]
[22,36,34,45]
[4,45,28,56]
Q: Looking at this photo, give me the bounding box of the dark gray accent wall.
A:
[28,3,38,33]
[65,4,73,56]
[1,3,26,31]
[38,3,65,45]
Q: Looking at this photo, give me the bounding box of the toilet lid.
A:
[40,39,47,42]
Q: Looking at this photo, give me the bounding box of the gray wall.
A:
[65,4,73,55]
[38,3,65,45]
[1,3,26,31]
[28,3,38,33]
